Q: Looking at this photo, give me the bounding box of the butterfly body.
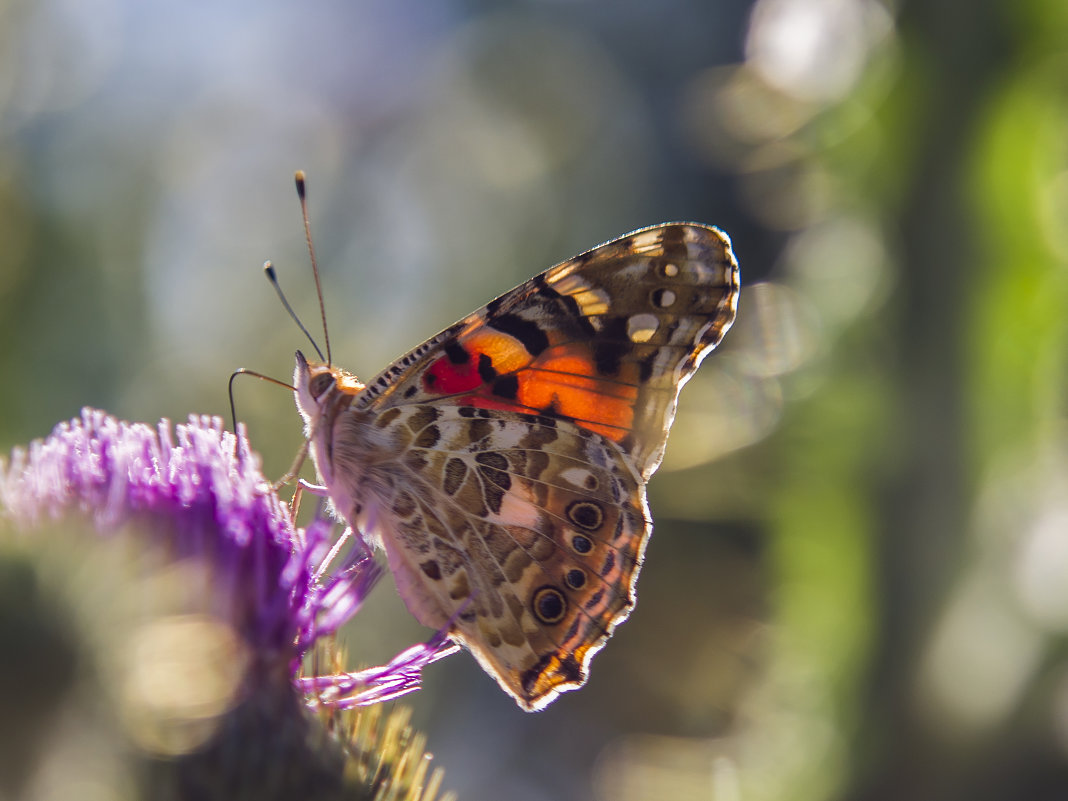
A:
[295,222,739,710]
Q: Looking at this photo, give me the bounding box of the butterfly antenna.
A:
[263,261,325,362]
[228,368,297,431]
[295,170,332,367]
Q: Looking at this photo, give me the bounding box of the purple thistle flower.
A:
[0,408,456,800]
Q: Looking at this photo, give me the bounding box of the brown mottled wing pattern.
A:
[299,223,739,710]
[328,404,648,710]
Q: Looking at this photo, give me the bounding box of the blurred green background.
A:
[2,0,1068,799]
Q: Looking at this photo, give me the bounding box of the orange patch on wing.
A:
[463,331,533,373]
[425,333,639,441]
[517,349,638,441]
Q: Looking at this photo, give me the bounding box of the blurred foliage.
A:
[2,0,1068,799]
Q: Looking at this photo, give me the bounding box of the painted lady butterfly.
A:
[295,221,739,710]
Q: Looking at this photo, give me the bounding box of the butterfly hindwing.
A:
[320,403,647,710]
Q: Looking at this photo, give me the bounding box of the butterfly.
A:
[294,222,739,711]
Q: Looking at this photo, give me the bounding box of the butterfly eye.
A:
[309,373,335,399]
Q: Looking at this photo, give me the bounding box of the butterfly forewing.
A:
[357,223,738,474]
[296,222,739,710]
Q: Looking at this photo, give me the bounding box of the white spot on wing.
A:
[627,313,659,343]
[550,274,591,294]
[559,467,596,488]
[493,488,542,529]
[573,288,610,317]
[631,231,663,255]
[654,288,677,308]
[547,262,578,283]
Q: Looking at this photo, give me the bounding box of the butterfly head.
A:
[294,351,365,426]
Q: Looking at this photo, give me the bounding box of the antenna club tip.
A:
[263,261,276,279]
[294,171,307,198]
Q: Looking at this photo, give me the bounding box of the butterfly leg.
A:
[271,439,312,491]
[298,478,330,495]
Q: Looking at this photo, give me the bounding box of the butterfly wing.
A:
[304,222,739,710]
[355,222,740,480]
[329,403,648,710]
